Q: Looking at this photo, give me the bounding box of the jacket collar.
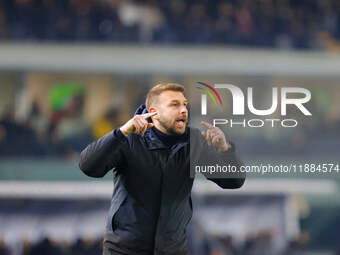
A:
[134,104,189,152]
[143,126,189,152]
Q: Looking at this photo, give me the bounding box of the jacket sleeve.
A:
[206,143,246,189]
[79,128,128,178]
[191,128,246,189]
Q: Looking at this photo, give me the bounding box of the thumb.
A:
[147,123,154,128]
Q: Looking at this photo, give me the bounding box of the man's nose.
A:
[180,105,188,114]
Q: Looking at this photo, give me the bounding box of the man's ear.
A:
[149,107,159,120]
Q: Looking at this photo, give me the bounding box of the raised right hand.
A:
[120,112,158,136]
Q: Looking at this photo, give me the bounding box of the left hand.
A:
[201,121,231,152]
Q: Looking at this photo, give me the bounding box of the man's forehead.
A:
[159,90,187,101]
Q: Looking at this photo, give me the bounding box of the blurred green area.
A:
[49,83,85,111]
[0,157,112,181]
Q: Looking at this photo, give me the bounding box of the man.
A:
[79,83,245,255]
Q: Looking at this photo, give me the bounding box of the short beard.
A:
[158,118,184,136]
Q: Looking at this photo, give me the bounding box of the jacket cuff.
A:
[113,128,127,141]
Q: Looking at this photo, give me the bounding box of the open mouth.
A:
[175,118,187,127]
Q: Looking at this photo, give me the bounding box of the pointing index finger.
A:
[142,112,158,119]
[201,121,214,129]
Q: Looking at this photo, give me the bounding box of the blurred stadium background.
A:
[0,0,340,254]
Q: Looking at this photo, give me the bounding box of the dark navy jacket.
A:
[79,105,245,255]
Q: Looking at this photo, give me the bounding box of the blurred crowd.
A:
[0,0,340,49]
[0,94,128,158]
[1,88,340,158]
[0,232,310,255]
[207,232,309,255]
[0,237,102,255]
